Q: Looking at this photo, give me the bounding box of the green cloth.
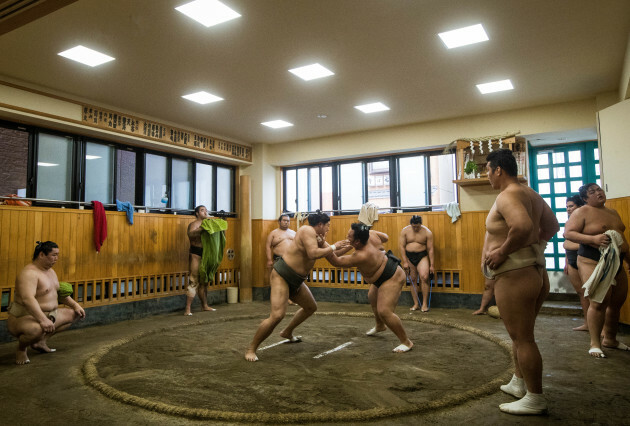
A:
[199,218,228,284]
[58,282,73,301]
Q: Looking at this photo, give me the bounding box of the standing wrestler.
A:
[399,215,434,311]
[245,212,349,361]
[7,241,86,365]
[563,194,589,331]
[266,213,297,305]
[185,205,215,315]
[564,183,629,358]
[482,149,559,415]
[327,223,413,352]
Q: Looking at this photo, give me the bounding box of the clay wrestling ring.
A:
[82,312,512,423]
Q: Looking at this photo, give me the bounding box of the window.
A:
[429,153,456,206]
[84,142,114,203]
[116,149,136,204]
[339,162,363,211]
[529,141,599,271]
[367,160,390,208]
[36,133,74,201]
[145,153,169,208]
[0,122,29,197]
[0,120,236,214]
[171,158,193,210]
[398,156,426,208]
[216,166,233,212]
[282,150,455,214]
[283,165,333,213]
[195,163,214,210]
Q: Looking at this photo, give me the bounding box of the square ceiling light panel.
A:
[476,79,514,94]
[175,0,241,27]
[289,63,335,81]
[438,24,489,49]
[354,102,390,114]
[58,45,115,67]
[182,91,224,104]
[261,120,294,129]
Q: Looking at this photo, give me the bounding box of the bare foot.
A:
[410,305,420,311]
[31,342,56,353]
[202,306,216,311]
[184,311,192,316]
[472,309,487,315]
[602,340,630,351]
[572,324,588,331]
[15,349,30,365]
[421,306,429,313]
[244,349,258,362]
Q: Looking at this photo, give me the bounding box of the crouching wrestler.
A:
[7,241,85,365]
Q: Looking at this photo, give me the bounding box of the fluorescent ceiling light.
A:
[85,155,102,160]
[58,45,115,67]
[289,63,334,81]
[38,162,58,167]
[261,120,293,129]
[182,91,224,104]
[438,24,489,49]
[354,102,390,114]
[175,0,241,27]
[476,79,514,94]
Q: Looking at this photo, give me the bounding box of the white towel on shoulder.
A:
[582,230,623,303]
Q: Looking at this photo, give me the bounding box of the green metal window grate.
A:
[528,141,600,271]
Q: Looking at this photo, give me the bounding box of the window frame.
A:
[0,119,236,215]
[281,149,454,215]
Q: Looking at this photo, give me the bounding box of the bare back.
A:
[340,231,388,283]
[282,225,320,276]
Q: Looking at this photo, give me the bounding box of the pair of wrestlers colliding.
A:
[246,212,419,363]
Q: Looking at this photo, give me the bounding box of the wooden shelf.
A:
[454,136,528,188]
[453,176,528,186]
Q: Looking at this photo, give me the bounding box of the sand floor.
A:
[1,301,629,425]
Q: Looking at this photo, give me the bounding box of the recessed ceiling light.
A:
[175,0,241,28]
[476,79,514,94]
[438,24,489,49]
[289,63,334,81]
[182,91,224,104]
[85,155,102,160]
[317,114,328,119]
[354,102,390,114]
[58,45,115,67]
[37,162,59,167]
[261,120,293,129]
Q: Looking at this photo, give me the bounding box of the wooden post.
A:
[239,175,253,302]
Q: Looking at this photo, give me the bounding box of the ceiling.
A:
[0,0,629,146]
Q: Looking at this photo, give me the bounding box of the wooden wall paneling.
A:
[7,210,20,285]
[0,210,6,285]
